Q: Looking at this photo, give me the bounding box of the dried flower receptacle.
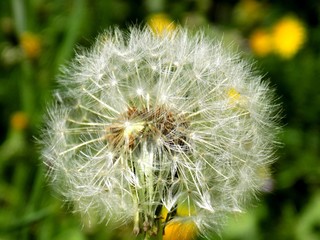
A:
[105,105,189,152]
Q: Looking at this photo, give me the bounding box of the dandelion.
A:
[40,26,280,239]
[147,13,175,35]
[272,15,306,59]
[19,32,42,59]
[249,15,306,59]
[249,28,273,57]
[161,201,198,240]
[10,111,28,131]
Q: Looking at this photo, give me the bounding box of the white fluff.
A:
[40,26,280,238]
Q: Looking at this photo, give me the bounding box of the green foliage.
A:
[1,0,319,239]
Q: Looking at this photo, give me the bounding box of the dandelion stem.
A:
[133,196,140,235]
[144,232,152,240]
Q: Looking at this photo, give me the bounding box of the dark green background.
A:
[1,0,319,239]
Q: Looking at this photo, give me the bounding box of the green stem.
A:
[133,197,140,235]
[20,61,35,118]
[144,232,151,240]
[53,0,86,74]
[20,165,45,240]
[12,0,37,123]
[12,0,26,34]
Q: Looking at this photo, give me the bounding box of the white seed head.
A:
[40,26,280,238]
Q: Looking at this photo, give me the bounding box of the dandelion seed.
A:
[40,26,280,239]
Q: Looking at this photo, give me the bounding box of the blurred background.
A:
[0,0,319,239]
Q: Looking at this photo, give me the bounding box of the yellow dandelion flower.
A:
[10,111,28,131]
[20,32,42,59]
[161,202,198,240]
[249,28,272,57]
[272,16,306,59]
[228,88,242,105]
[163,220,197,240]
[147,13,175,36]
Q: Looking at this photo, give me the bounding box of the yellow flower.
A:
[161,202,198,240]
[163,220,197,240]
[228,88,241,102]
[20,32,42,59]
[249,28,272,57]
[10,111,28,131]
[147,13,175,36]
[272,16,306,59]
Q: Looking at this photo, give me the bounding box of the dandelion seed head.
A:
[40,26,281,239]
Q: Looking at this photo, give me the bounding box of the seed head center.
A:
[105,105,189,152]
